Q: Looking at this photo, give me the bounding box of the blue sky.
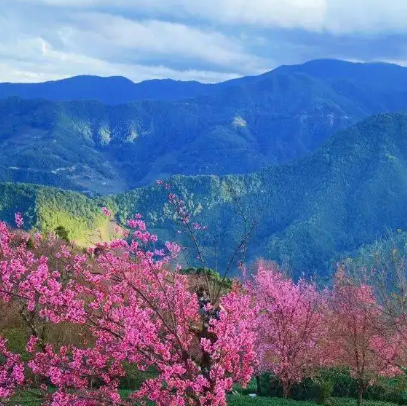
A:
[1,0,407,83]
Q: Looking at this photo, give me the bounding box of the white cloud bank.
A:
[12,0,407,34]
[2,0,407,82]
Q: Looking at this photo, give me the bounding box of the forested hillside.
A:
[0,183,107,244]
[4,113,407,277]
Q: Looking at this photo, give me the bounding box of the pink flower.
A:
[101,207,111,217]
[14,213,23,228]
[26,336,39,353]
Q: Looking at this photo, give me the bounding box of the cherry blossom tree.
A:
[250,261,329,398]
[0,214,257,405]
[367,244,407,374]
[328,268,399,406]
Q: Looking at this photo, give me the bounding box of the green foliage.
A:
[181,267,233,289]
[8,393,405,406]
[35,187,107,242]
[252,370,407,405]
[227,397,403,406]
[2,328,30,360]
[54,225,70,242]
[118,366,158,390]
[317,380,334,405]
[0,183,107,244]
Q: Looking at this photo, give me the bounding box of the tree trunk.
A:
[357,382,364,406]
[256,375,262,396]
[282,382,292,399]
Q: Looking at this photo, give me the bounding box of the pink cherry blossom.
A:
[0,218,256,405]
[14,213,23,228]
[249,260,329,398]
[101,207,111,217]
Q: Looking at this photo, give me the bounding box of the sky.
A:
[1,0,407,83]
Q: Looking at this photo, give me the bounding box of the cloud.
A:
[3,0,407,83]
[322,0,407,35]
[62,13,267,71]
[0,38,241,83]
[12,0,407,34]
[0,0,270,82]
[9,0,327,30]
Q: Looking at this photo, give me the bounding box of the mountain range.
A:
[0,73,260,104]
[3,112,407,277]
[2,59,407,194]
[3,59,407,103]
[3,59,407,276]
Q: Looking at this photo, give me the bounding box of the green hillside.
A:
[0,183,108,244]
[95,113,407,276]
[3,113,407,277]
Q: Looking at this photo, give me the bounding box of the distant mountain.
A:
[2,60,407,104]
[2,60,407,194]
[274,59,407,92]
[5,113,407,277]
[0,74,263,104]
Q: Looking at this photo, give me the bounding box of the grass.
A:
[227,398,403,406]
[228,396,288,405]
[9,392,403,406]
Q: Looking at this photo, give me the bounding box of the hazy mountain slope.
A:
[4,60,407,194]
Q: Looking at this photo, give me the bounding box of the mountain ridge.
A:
[2,59,406,104]
[0,71,259,104]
